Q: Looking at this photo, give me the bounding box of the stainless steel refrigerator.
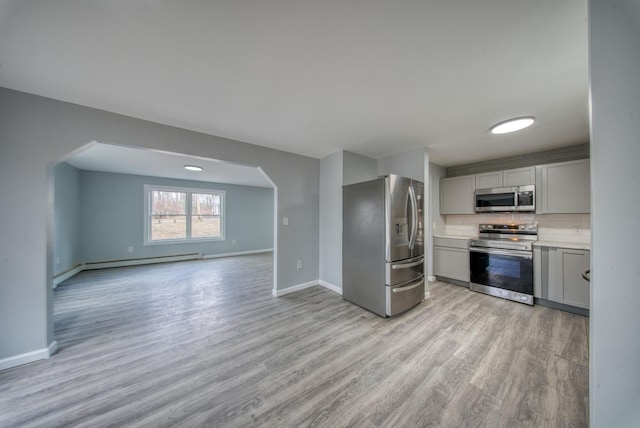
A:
[343,174,425,317]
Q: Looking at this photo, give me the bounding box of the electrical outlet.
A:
[297,260,303,269]
[128,246,134,252]
[283,217,289,226]
[55,257,61,265]
[232,239,236,245]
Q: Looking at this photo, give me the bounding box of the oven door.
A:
[475,188,517,212]
[469,247,533,296]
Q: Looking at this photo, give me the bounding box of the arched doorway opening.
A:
[48,140,278,349]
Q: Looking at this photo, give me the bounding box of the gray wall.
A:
[79,171,273,263]
[0,87,319,361]
[378,148,427,182]
[53,162,82,276]
[589,0,640,425]
[343,150,378,186]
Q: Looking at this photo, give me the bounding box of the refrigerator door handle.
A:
[391,278,425,293]
[391,259,423,269]
[408,185,418,250]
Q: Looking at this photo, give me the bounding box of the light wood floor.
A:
[0,253,588,427]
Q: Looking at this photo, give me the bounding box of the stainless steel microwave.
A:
[475,185,535,213]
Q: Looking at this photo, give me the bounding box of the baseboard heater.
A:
[83,253,202,270]
[53,250,272,288]
[53,253,202,288]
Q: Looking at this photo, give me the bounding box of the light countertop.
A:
[534,241,591,250]
[433,234,475,240]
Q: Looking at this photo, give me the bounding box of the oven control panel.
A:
[478,224,537,234]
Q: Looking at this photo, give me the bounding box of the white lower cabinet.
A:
[434,237,470,283]
[535,246,590,311]
[553,248,590,309]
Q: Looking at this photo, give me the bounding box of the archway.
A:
[48,140,278,349]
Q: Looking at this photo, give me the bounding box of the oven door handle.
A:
[469,246,532,259]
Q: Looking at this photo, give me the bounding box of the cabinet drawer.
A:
[434,237,469,250]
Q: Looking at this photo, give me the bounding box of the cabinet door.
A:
[476,171,502,189]
[440,175,475,214]
[542,159,590,213]
[434,246,469,282]
[557,249,590,309]
[503,166,536,186]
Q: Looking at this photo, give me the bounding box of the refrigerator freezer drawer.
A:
[385,256,424,286]
[386,276,425,316]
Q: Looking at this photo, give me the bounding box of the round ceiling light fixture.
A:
[490,116,535,134]
[184,165,203,171]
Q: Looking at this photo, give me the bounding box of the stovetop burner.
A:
[471,224,538,251]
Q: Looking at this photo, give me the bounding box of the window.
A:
[144,185,224,244]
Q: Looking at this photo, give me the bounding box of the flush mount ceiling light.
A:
[490,116,535,134]
[184,165,203,171]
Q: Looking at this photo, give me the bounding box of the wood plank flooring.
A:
[0,253,589,427]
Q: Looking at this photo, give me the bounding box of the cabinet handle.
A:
[581,269,591,282]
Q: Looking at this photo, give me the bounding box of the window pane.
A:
[191,215,221,238]
[191,193,221,238]
[151,190,186,240]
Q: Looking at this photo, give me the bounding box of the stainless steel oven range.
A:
[469,224,537,305]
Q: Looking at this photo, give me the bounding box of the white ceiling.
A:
[0,0,589,168]
[67,142,273,188]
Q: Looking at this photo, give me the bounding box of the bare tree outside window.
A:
[191,193,221,238]
[146,186,224,242]
[151,190,187,240]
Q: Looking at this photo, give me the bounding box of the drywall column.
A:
[589,0,640,425]
[428,163,447,279]
[318,150,377,292]
[319,151,344,290]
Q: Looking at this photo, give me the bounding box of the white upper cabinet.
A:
[440,160,589,215]
[475,166,536,189]
[475,171,502,189]
[541,159,590,213]
[440,175,475,214]
[503,166,536,186]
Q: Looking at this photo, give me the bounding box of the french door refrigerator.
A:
[343,174,425,317]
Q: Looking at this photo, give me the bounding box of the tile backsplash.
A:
[444,213,591,243]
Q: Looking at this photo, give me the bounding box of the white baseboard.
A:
[0,340,58,371]
[318,280,342,295]
[53,265,85,288]
[48,340,59,357]
[272,280,318,297]
[202,248,273,260]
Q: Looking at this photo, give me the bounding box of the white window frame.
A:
[144,184,225,245]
